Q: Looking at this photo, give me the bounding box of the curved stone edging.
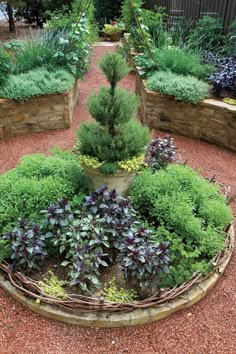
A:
[135,71,236,152]
[0,226,234,328]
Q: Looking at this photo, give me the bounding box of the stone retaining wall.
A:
[0,80,80,140]
[136,72,236,152]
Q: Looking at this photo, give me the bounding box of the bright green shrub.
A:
[0,174,72,233]
[0,68,75,101]
[199,226,225,258]
[15,153,84,189]
[0,153,88,233]
[131,164,232,230]
[131,164,227,216]
[152,192,203,240]
[198,199,233,229]
[147,71,209,104]
[131,165,232,287]
[0,47,12,86]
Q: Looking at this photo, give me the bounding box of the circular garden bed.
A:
[0,138,234,327]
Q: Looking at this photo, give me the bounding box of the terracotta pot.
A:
[109,32,122,42]
[82,165,136,196]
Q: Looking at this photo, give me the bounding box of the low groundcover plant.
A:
[147,71,209,104]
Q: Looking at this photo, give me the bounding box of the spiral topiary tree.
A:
[77,51,149,170]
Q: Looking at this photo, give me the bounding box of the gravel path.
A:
[0,45,236,354]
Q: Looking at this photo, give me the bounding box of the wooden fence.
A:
[144,0,236,31]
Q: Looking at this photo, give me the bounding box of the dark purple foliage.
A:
[201,51,236,97]
[201,51,220,66]
[117,225,170,291]
[84,186,137,248]
[3,219,48,270]
[41,198,74,241]
[145,136,177,171]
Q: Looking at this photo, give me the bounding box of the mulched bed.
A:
[0,44,236,354]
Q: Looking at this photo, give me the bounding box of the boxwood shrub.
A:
[147,71,209,104]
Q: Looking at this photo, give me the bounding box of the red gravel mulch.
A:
[0,45,236,354]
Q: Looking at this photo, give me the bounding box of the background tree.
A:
[94,0,122,27]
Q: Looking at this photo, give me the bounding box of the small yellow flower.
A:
[35,298,41,304]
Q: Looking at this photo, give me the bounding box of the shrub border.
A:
[0,225,234,328]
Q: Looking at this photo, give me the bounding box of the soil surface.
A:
[0,44,236,354]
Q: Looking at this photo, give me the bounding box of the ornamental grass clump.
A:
[77,52,149,173]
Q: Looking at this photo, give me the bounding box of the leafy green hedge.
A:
[0,67,75,101]
[131,164,233,287]
[147,71,209,104]
[0,152,88,233]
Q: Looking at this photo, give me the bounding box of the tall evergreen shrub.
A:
[77,52,149,164]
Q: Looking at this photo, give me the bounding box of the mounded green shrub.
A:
[131,164,231,222]
[0,152,88,233]
[131,165,233,287]
[147,71,209,104]
[0,67,75,101]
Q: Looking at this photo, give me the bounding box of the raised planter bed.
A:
[0,225,234,328]
[0,79,80,140]
[135,71,236,152]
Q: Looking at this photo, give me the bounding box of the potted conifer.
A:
[76,51,149,195]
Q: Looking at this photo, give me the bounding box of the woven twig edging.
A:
[0,225,234,314]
